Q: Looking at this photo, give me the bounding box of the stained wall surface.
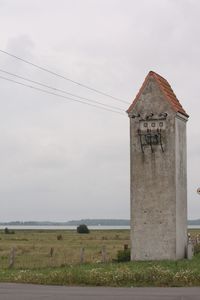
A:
[129,76,188,260]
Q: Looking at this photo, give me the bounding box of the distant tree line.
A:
[0,219,197,226]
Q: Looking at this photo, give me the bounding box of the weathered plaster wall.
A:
[129,77,187,260]
[175,115,187,259]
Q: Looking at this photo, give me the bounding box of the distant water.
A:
[188,225,200,229]
[0,225,130,230]
[0,225,199,230]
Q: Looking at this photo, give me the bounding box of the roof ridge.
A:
[149,70,168,82]
[127,71,189,117]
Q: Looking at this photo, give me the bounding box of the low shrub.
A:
[4,227,15,234]
[194,243,200,255]
[116,248,130,262]
[77,224,90,234]
[57,235,63,240]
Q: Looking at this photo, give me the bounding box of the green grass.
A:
[0,228,200,287]
[1,257,200,287]
[0,229,130,268]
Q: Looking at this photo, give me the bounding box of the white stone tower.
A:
[127,71,189,260]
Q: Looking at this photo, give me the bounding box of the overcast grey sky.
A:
[0,0,199,221]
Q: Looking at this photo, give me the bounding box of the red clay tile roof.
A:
[127,71,189,117]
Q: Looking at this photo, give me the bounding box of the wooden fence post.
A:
[9,247,15,269]
[101,245,107,263]
[50,247,54,257]
[80,247,85,263]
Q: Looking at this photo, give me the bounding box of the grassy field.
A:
[0,228,200,287]
[0,229,130,269]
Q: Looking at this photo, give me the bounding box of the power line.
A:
[0,68,124,112]
[0,49,129,105]
[0,75,125,116]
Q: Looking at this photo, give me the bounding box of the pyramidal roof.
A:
[127,71,189,117]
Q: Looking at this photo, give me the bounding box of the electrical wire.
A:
[0,75,125,116]
[0,68,124,112]
[0,49,129,105]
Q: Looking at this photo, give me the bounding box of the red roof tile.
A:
[127,71,189,117]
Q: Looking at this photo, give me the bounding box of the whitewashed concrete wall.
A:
[129,77,188,260]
